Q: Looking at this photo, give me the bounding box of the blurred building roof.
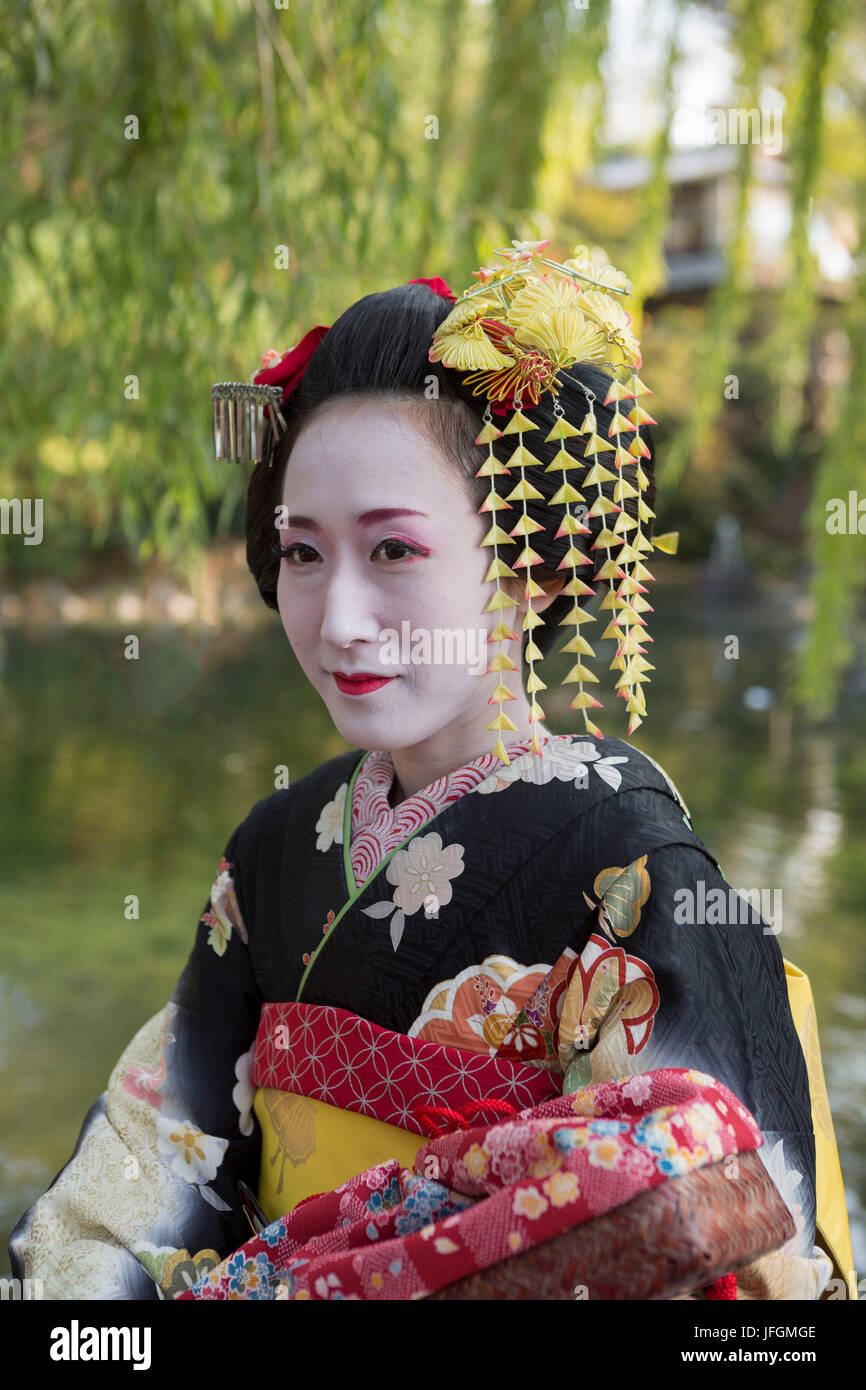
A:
[584,144,855,299]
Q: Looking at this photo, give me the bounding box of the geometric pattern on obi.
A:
[251,1003,562,1129]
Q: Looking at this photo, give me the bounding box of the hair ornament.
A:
[429,239,679,762]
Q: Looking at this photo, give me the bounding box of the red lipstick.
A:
[333,671,395,695]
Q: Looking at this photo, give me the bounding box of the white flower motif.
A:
[313,1272,356,1300]
[620,1072,652,1106]
[760,1137,810,1254]
[232,1048,255,1137]
[474,738,629,794]
[204,859,248,955]
[315,782,347,852]
[385,833,464,916]
[156,1115,228,1185]
[762,1137,805,1214]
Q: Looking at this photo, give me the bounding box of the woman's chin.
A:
[322,700,442,752]
[321,692,407,743]
[317,675,487,752]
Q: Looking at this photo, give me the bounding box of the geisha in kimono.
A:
[9,245,855,1301]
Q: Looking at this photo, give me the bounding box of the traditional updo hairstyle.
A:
[246,282,656,663]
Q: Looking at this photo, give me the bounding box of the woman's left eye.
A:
[372,538,428,561]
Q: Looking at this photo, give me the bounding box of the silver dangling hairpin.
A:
[211,382,287,466]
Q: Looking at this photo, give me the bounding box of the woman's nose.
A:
[318,566,383,649]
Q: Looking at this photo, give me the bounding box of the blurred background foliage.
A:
[1,0,865,710]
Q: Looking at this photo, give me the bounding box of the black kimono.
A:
[8,733,825,1299]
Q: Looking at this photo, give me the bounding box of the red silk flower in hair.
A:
[407,276,456,302]
[254,324,330,408]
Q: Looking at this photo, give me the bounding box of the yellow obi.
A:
[782,958,856,1298]
[254,1087,423,1224]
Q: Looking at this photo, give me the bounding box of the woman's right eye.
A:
[271,541,320,565]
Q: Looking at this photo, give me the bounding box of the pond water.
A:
[1,575,864,1281]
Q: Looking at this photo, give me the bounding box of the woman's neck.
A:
[385,695,542,805]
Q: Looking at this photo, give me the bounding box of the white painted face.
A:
[275,395,545,757]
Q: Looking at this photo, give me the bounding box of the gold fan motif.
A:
[262,1090,316,1194]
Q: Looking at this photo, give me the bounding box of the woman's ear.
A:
[499,573,567,614]
[534,575,567,614]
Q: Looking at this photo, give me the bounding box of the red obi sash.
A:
[251,1001,562,1126]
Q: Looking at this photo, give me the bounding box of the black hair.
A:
[245,281,656,663]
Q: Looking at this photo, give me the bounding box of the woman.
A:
[8,253,839,1300]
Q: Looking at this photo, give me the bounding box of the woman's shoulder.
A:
[589,735,693,823]
[512,735,722,886]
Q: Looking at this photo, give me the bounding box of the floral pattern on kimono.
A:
[360,832,466,954]
[408,957,553,1056]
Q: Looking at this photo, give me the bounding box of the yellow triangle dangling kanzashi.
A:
[478,410,520,764]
